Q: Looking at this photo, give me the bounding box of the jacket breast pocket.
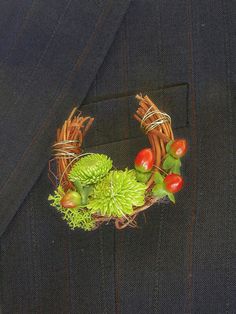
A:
[79,84,189,169]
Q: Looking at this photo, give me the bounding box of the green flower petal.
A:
[87,169,146,218]
[68,153,112,186]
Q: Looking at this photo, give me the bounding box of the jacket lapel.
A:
[0,0,131,236]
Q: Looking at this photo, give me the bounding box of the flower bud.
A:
[60,191,81,208]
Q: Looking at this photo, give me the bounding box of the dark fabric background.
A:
[0,1,235,313]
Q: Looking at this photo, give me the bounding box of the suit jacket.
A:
[0,1,235,313]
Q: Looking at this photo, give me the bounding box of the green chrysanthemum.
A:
[68,153,113,186]
[48,186,95,231]
[87,169,146,217]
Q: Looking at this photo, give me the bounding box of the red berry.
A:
[60,191,81,208]
[170,139,187,158]
[134,148,154,173]
[163,173,184,193]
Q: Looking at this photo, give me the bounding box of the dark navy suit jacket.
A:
[0,1,235,313]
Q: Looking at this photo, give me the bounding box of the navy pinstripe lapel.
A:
[0,0,131,236]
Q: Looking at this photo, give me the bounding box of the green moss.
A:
[48,185,64,210]
[58,207,95,231]
[87,169,146,218]
[68,153,113,186]
[48,186,95,231]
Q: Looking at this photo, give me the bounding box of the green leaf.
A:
[135,170,152,183]
[171,158,181,174]
[154,171,164,184]
[167,192,175,203]
[166,140,174,153]
[162,154,176,170]
[176,158,181,166]
[154,188,168,199]
[171,164,180,174]
[152,183,168,198]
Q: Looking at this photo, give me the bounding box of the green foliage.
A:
[48,185,64,210]
[87,169,146,217]
[68,153,113,186]
[152,182,175,203]
[166,140,174,153]
[58,207,95,231]
[162,154,181,174]
[135,169,152,183]
[73,180,94,206]
[171,158,181,174]
[162,154,176,170]
[48,186,95,231]
[152,182,168,198]
[153,171,164,184]
[167,192,175,203]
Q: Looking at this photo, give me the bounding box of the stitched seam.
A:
[82,83,189,105]
[0,0,113,194]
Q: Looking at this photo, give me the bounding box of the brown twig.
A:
[49,95,175,230]
[48,107,94,191]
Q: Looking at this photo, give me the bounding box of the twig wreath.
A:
[48,94,188,231]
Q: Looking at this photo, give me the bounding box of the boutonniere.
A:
[48,94,188,231]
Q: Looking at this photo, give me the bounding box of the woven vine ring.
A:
[48,94,188,231]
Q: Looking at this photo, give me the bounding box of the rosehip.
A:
[60,191,81,208]
[170,139,187,158]
[163,173,183,193]
[134,148,154,173]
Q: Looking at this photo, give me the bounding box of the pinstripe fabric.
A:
[0,1,235,313]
